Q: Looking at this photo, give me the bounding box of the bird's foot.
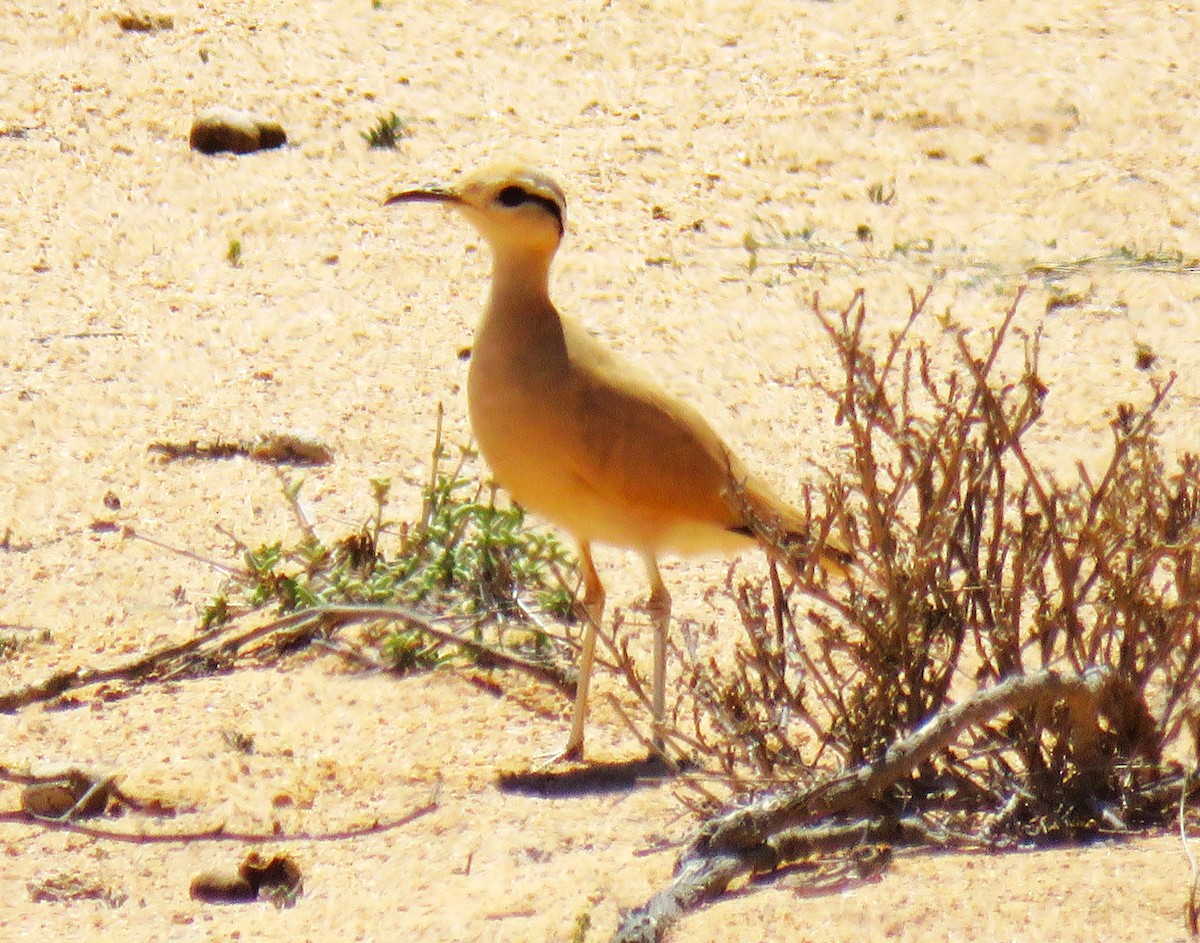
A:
[534,739,585,769]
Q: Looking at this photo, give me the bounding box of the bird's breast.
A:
[466,345,578,507]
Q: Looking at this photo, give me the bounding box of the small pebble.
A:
[190,108,287,155]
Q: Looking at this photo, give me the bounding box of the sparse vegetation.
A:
[226,238,242,267]
[361,112,407,149]
[1028,245,1200,279]
[0,629,49,659]
[866,179,896,205]
[0,411,577,712]
[570,910,592,943]
[616,287,1200,941]
[3,252,1197,936]
[115,11,174,33]
[699,290,1198,810]
[202,410,575,673]
[741,231,760,274]
[891,235,934,256]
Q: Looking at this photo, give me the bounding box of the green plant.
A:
[892,236,934,256]
[226,238,242,267]
[221,728,256,754]
[203,412,576,672]
[361,112,407,149]
[570,910,592,943]
[866,179,896,205]
[1027,245,1200,279]
[742,232,760,274]
[379,625,451,673]
[201,595,230,631]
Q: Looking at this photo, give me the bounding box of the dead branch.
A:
[313,604,575,693]
[0,789,439,844]
[0,603,574,713]
[147,432,332,466]
[612,667,1116,943]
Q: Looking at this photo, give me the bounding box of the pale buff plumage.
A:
[387,161,850,760]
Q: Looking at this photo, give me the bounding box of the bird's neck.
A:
[487,246,554,306]
[481,247,560,341]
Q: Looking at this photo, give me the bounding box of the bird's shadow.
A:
[495,755,683,798]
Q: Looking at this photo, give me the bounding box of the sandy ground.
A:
[2,1,1200,940]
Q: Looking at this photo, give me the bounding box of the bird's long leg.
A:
[560,541,605,761]
[643,554,671,757]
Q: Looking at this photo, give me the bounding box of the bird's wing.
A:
[558,319,748,534]
[556,319,852,571]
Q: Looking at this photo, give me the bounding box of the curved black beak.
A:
[384,187,463,207]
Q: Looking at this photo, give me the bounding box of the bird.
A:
[385,160,851,762]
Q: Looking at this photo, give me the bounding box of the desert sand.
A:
[2,1,1199,940]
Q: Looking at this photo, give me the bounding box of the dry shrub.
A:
[681,288,1200,843]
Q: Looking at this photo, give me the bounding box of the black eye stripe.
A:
[495,184,564,235]
[531,194,564,234]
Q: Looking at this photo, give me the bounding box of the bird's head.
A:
[386,160,567,261]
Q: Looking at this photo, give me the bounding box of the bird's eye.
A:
[494,183,565,235]
[497,185,528,207]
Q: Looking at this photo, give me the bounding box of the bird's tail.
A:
[728,477,854,579]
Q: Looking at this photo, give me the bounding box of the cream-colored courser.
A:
[387,160,850,761]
